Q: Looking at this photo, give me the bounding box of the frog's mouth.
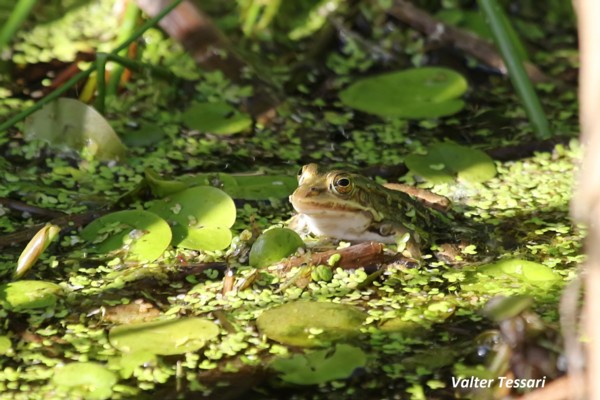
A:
[290,199,365,216]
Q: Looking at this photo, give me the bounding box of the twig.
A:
[279,242,390,272]
[0,197,66,219]
[386,0,550,83]
[0,210,107,249]
[135,0,280,121]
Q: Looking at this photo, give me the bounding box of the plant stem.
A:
[478,0,552,139]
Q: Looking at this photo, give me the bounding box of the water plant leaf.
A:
[80,210,172,262]
[145,169,297,200]
[249,228,304,268]
[257,301,367,347]
[462,259,559,294]
[147,186,236,251]
[52,362,117,400]
[109,318,219,355]
[477,259,559,287]
[405,142,496,184]
[177,226,233,252]
[182,101,252,135]
[0,280,62,311]
[145,168,187,197]
[23,98,126,160]
[270,344,366,385]
[339,67,468,118]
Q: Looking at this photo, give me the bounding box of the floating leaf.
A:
[177,226,233,251]
[23,98,126,160]
[257,301,367,347]
[477,259,559,288]
[182,101,252,135]
[249,228,304,268]
[0,280,62,311]
[271,344,366,385]
[147,186,236,251]
[80,210,172,262]
[145,168,187,197]
[109,318,219,355]
[52,362,117,400]
[15,224,61,279]
[339,67,468,119]
[405,142,496,184]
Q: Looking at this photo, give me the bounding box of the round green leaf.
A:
[182,102,252,135]
[109,318,219,355]
[177,226,233,251]
[23,98,126,160]
[52,362,117,400]
[249,228,304,268]
[147,186,236,251]
[0,280,62,311]
[478,259,559,288]
[405,142,496,184]
[270,344,366,385]
[80,210,172,262]
[339,67,468,119]
[257,301,367,347]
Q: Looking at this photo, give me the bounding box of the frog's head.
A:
[289,163,380,219]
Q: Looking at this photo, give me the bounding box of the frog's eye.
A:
[332,175,353,195]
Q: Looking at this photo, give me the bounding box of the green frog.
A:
[289,163,452,259]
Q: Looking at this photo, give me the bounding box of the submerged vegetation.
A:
[0,0,581,398]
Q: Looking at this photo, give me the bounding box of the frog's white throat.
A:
[296,211,396,244]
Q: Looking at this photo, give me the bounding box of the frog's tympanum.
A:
[289,164,450,258]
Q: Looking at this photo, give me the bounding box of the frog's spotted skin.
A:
[289,164,450,258]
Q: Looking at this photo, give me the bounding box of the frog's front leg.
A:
[375,222,422,259]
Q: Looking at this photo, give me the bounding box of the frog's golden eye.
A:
[332,174,353,195]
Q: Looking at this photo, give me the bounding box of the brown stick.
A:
[0,210,107,249]
[135,0,280,120]
[387,1,550,83]
[0,197,66,219]
[280,242,390,272]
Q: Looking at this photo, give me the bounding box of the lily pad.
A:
[0,280,62,311]
[271,344,367,385]
[145,168,187,198]
[109,318,219,355]
[249,228,304,268]
[257,301,367,347]
[405,142,496,184]
[23,98,126,160]
[477,259,559,288]
[80,210,172,262]
[339,67,468,119]
[462,259,559,294]
[52,362,117,400]
[147,186,236,251]
[182,101,252,135]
